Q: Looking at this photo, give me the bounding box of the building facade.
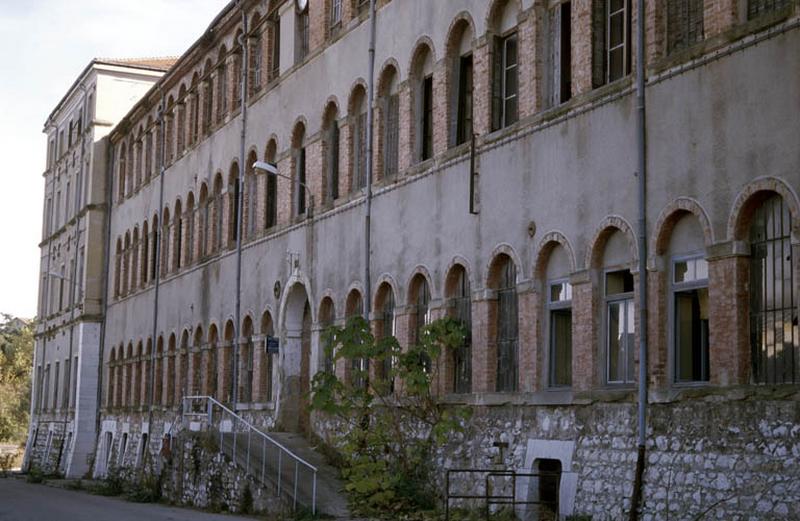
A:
[30,0,800,517]
[25,59,172,478]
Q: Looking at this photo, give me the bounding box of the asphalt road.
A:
[0,478,253,521]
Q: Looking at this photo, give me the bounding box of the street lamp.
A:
[252,160,314,217]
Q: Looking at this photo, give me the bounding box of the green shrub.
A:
[26,467,45,484]
[125,472,162,503]
[91,469,124,496]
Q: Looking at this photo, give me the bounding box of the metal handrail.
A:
[181,395,317,514]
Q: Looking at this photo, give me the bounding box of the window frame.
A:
[547,278,573,388]
[670,252,710,385]
[604,268,635,385]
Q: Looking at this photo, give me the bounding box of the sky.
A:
[0,0,227,319]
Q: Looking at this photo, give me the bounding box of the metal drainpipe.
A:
[364,0,376,317]
[232,3,248,409]
[630,0,648,515]
[147,94,167,446]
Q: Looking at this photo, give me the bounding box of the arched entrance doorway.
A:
[278,282,312,433]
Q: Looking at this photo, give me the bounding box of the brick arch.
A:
[347,79,368,116]
[585,215,638,270]
[727,176,800,243]
[260,308,275,335]
[264,135,278,161]
[193,324,204,347]
[242,314,255,336]
[207,322,219,344]
[445,11,477,58]
[486,0,522,34]
[291,117,308,148]
[407,36,437,81]
[322,96,340,125]
[406,265,436,303]
[484,243,523,288]
[345,283,365,317]
[651,197,714,257]
[443,255,474,295]
[373,273,400,311]
[318,291,337,323]
[533,231,577,280]
[377,58,401,96]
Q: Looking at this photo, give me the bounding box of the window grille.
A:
[750,195,797,384]
[747,0,789,19]
[383,94,399,178]
[496,261,518,392]
[452,270,472,393]
[667,0,704,53]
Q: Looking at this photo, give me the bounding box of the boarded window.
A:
[750,194,797,384]
[667,0,704,53]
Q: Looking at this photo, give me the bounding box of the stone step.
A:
[220,431,350,519]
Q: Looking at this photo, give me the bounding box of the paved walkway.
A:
[0,477,254,521]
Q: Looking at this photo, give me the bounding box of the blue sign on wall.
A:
[266,335,280,354]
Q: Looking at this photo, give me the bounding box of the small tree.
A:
[310,316,470,516]
[0,314,34,444]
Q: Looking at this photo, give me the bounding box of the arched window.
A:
[749,194,796,384]
[377,65,400,180]
[141,221,149,287]
[107,347,116,407]
[601,230,635,384]
[122,232,131,296]
[260,312,274,402]
[319,298,336,374]
[245,151,259,239]
[490,254,518,391]
[489,0,519,130]
[166,334,177,406]
[165,97,176,164]
[446,19,475,147]
[173,199,183,271]
[222,320,236,403]
[446,264,472,393]
[161,207,170,276]
[143,338,152,406]
[134,341,143,406]
[189,74,200,145]
[349,85,368,192]
[154,336,164,405]
[323,103,340,204]
[249,13,263,96]
[131,227,140,292]
[199,184,209,258]
[176,85,187,154]
[232,30,244,111]
[134,130,143,188]
[185,192,195,265]
[114,238,122,297]
[296,4,309,63]
[292,123,308,216]
[207,325,219,399]
[544,245,573,387]
[410,44,435,162]
[117,145,127,202]
[216,46,228,124]
[213,174,224,251]
[267,9,281,82]
[346,289,367,389]
[376,283,395,389]
[202,59,214,135]
[145,117,154,182]
[228,163,241,248]
[264,139,278,229]
[179,330,189,401]
[409,274,432,373]
[192,327,204,395]
[151,215,159,281]
[241,316,255,402]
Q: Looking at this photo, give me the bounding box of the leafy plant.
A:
[310,316,471,517]
[26,466,45,484]
[0,315,33,444]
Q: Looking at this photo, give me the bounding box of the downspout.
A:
[364,0,376,316]
[147,93,167,450]
[232,2,248,408]
[629,0,648,516]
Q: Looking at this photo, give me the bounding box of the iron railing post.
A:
[293,460,299,510]
[246,429,251,474]
[312,472,317,515]
[261,436,266,482]
[445,470,450,521]
[277,451,282,497]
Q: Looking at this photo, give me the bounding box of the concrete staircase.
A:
[220,431,351,519]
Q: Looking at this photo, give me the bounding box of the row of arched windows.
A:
[108,185,800,411]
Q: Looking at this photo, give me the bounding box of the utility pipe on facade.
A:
[231,3,249,409]
[629,0,648,515]
[364,0,376,317]
[147,94,167,453]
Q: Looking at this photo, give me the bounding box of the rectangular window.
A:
[421,75,434,161]
[354,112,367,190]
[269,13,281,82]
[43,364,50,411]
[747,0,789,19]
[251,35,263,94]
[266,174,277,228]
[667,0,704,53]
[53,361,60,410]
[549,280,573,387]
[330,0,342,32]
[63,358,71,409]
[592,0,631,87]
[383,94,400,178]
[549,1,572,107]
[606,269,635,384]
[71,355,78,408]
[493,33,519,131]
[296,10,310,63]
[327,123,340,202]
[456,54,474,146]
